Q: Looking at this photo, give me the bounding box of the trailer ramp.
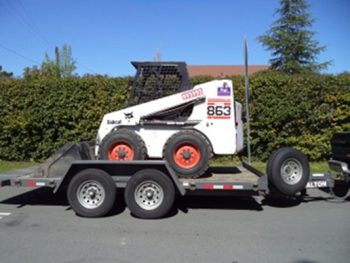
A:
[0,142,94,188]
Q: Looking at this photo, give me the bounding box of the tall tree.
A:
[41,51,60,78]
[258,0,330,74]
[153,48,162,62]
[23,65,40,80]
[41,44,77,78]
[60,44,76,77]
[0,65,13,79]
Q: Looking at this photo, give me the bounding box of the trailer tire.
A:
[267,147,309,196]
[266,148,287,185]
[99,129,146,161]
[163,130,212,178]
[124,169,175,219]
[67,169,116,217]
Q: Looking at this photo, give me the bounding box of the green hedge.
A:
[0,73,349,161]
[249,73,350,160]
[0,77,131,160]
[193,73,350,160]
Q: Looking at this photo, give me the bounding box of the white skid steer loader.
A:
[96,62,244,177]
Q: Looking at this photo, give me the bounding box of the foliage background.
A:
[1,73,349,161]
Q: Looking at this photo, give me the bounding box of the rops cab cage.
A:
[128,61,192,106]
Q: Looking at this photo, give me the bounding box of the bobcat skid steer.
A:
[96,61,244,177]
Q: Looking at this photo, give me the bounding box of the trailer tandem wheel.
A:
[124,169,175,219]
[67,169,117,217]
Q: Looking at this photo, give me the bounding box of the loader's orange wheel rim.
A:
[108,143,134,160]
[173,143,201,169]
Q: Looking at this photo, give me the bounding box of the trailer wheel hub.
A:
[146,190,154,199]
[77,180,106,209]
[280,158,303,185]
[134,181,164,210]
[88,189,97,198]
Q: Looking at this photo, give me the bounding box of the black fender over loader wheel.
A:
[99,129,147,161]
[163,130,212,178]
[267,147,310,196]
[67,169,116,217]
[124,169,175,219]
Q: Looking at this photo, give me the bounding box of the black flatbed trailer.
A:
[0,142,339,219]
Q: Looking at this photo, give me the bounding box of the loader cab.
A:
[128,61,192,106]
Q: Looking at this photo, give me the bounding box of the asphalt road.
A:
[0,185,349,263]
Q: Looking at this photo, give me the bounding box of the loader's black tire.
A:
[99,129,146,161]
[124,169,175,219]
[67,169,116,217]
[267,147,309,196]
[163,130,212,178]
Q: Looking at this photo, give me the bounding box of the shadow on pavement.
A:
[0,187,68,207]
[0,187,127,217]
[262,188,350,208]
[107,193,127,217]
[176,195,263,214]
[127,194,263,220]
[1,186,348,219]
[1,187,263,219]
[294,259,320,263]
[261,196,303,208]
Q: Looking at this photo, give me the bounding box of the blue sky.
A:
[0,0,349,77]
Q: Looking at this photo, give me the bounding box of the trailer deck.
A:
[0,160,333,195]
[0,142,340,219]
[180,164,267,192]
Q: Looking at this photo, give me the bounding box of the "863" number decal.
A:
[207,105,231,119]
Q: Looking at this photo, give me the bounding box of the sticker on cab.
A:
[182,88,204,100]
[217,82,231,96]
